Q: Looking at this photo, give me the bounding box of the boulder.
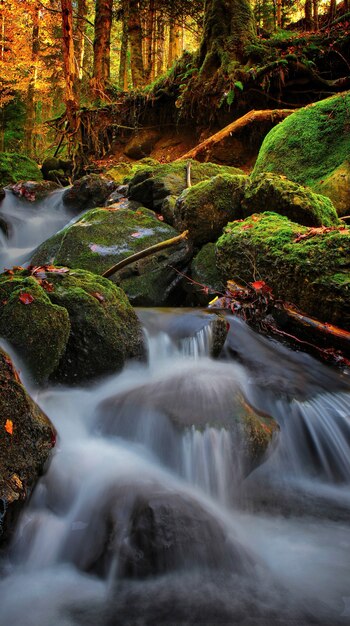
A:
[124,129,161,159]
[0,348,55,544]
[0,152,42,187]
[242,173,339,227]
[0,267,145,383]
[189,243,224,305]
[41,157,72,186]
[62,174,117,211]
[127,160,244,214]
[216,211,350,329]
[0,188,5,201]
[174,174,248,245]
[30,204,192,306]
[10,180,60,202]
[252,93,350,216]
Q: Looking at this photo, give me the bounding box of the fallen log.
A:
[209,279,350,368]
[176,109,295,165]
[102,230,189,279]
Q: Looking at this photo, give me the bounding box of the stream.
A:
[1,188,350,625]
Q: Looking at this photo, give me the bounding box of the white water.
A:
[1,191,350,625]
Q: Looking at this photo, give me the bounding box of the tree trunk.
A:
[118,0,129,90]
[312,0,319,30]
[305,0,313,29]
[276,0,282,28]
[155,11,165,76]
[329,0,336,22]
[168,17,182,68]
[75,0,87,82]
[144,0,155,82]
[198,0,257,77]
[60,0,79,132]
[24,4,39,156]
[128,0,145,87]
[91,0,113,100]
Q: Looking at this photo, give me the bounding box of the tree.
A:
[60,0,79,133]
[91,0,113,100]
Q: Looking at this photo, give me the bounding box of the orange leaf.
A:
[90,291,105,303]
[5,419,13,435]
[19,292,34,304]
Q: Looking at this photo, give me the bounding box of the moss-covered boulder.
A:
[242,173,339,227]
[190,243,224,305]
[62,174,117,211]
[0,152,42,187]
[127,160,245,214]
[31,204,192,306]
[0,267,145,383]
[174,174,248,245]
[252,93,350,215]
[216,212,350,329]
[313,160,350,218]
[0,348,55,544]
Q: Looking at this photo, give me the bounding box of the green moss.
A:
[216,212,350,328]
[174,174,247,245]
[0,152,42,186]
[252,93,350,188]
[190,243,224,305]
[243,172,339,227]
[0,274,70,382]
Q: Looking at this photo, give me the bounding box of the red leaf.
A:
[5,419,13,435]
[19,292,34,305]
[251,280,273,295]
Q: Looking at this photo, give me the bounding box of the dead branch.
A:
[102,230,189,279]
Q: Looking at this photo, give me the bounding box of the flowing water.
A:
[1,189,350,625]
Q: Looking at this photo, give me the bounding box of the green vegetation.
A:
[0,152,42,186]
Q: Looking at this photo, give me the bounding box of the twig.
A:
[102,230,189,279]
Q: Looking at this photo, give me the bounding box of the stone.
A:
[62,174,117,211]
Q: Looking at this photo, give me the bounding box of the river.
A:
[0,188,350,625]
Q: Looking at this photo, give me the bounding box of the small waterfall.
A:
[178,324,214,357]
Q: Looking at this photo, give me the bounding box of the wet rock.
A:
[174,174,248,246]
[216,211,350,330]
[0,267,145,383]
[41,157,72,186]
[242,173,339,227]
[0,216,9,237]
[10,180,61,202]
[0,348,55,545]
[189,243,224,305]
[62,174,117,212]
[31,204,193,306]
[0,188,5,201]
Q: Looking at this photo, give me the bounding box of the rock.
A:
[0,267,145,383]
[41,157,72,186]
[127,160,245,215]
[174,174,248,246]
[124,129,161,159]
[0,348,55,544]
[30,204,193,306]
[97,362,278,476]
[313,160,350,218]
[0,152,42,186]
[189,243,224,305]
[252,93,350,215]
[0,216,9,237]
[62,174,117,211]
[0,187,5,201]
[216,211,350,330]
[11,180,61,201]
[242,172,339,227]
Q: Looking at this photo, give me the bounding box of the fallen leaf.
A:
[5,419,13,435]
[39,279,54,292]
[251,280,273,295]
[90,291,105,303]
[19,292,34,304]
[45,266,70,274]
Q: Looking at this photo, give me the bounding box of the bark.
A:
[329,0,336,22]
[144,0,155,82]
[312,0,319,30]
[24,4,39,156]
[118,0,129,90]
[91,0,113,100]
[128,0,145,87]
[276,0,282,28]
[198,0,257,76]
[168,16,182,68]
[61,0,79,131]
[305,0,313,29]
[155,11,165,76]
[75,0,88,82]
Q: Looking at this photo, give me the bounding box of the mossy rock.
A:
[313,160,350,218]
[0,274,70,382]
[0,152,42,187]
[242,173,339,227]
[11,180,60,201]
[0,348,55,544]
[31,205,192,306]
[174,174,248,246]
[105,159,160,185]
[190,243,224,305]
[252,93,350,214]
[127,160,245,214]
[0,267,145,383]
[62,174,117,211]
[216,212,350,329]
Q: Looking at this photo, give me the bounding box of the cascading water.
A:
[1,191,350,625]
